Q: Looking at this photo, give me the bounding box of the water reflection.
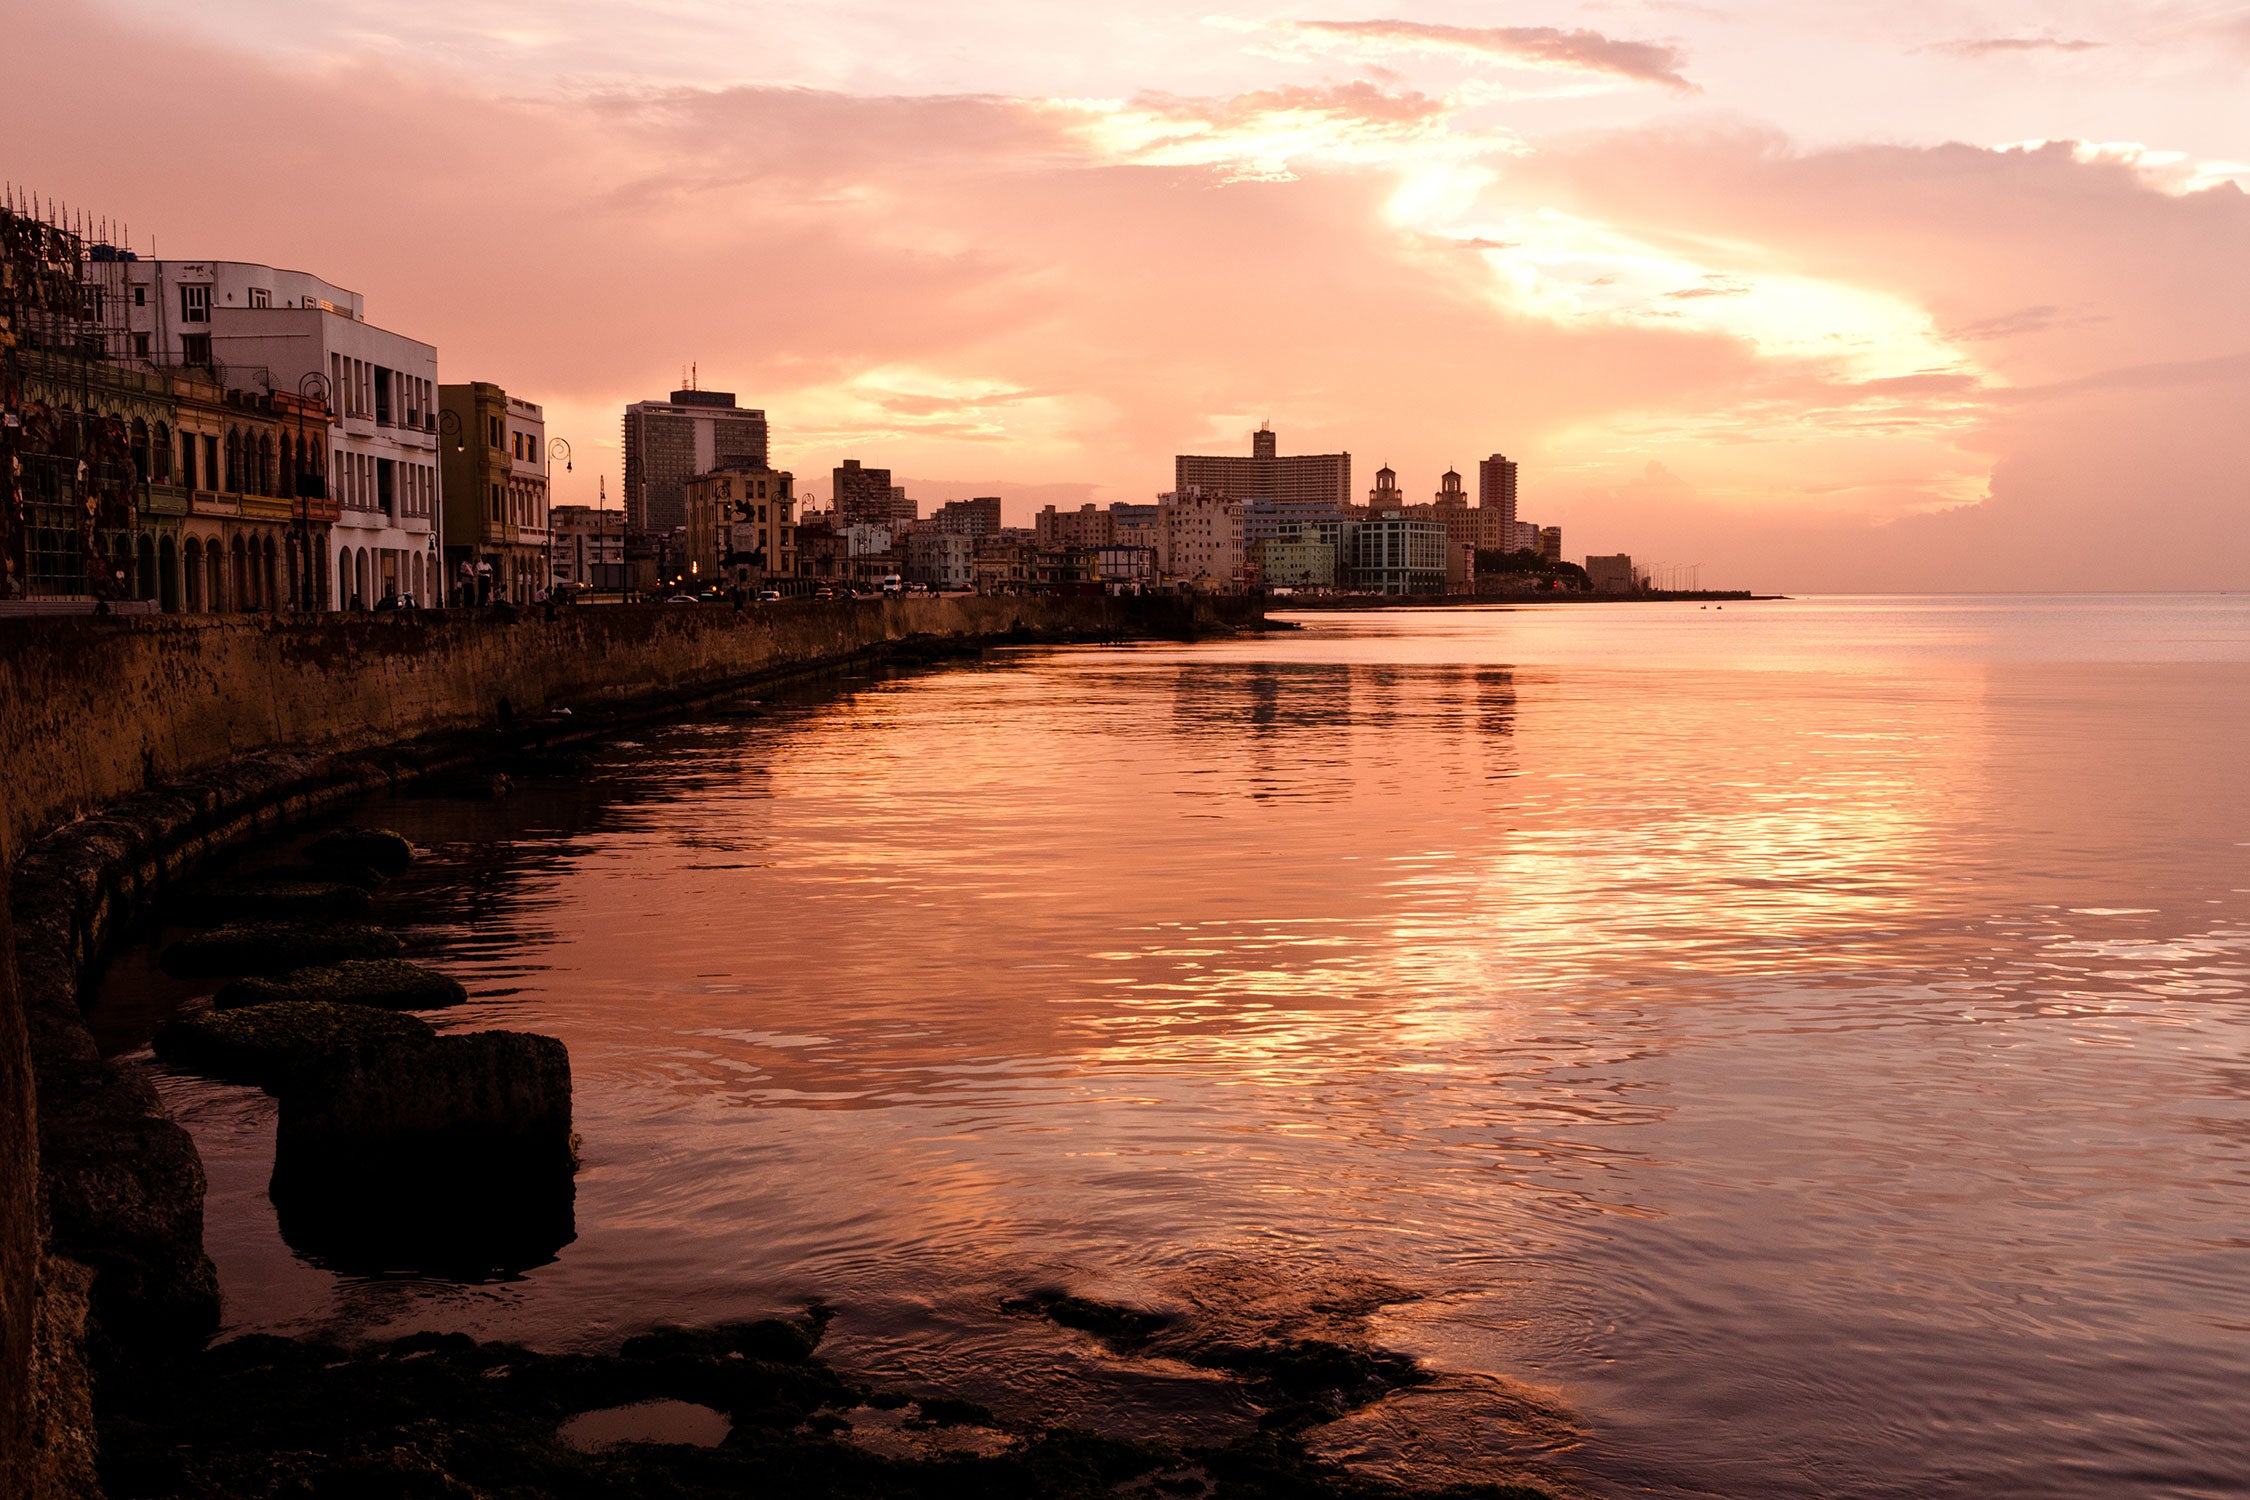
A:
[105,597,2250,1499]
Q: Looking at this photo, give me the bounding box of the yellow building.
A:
[683,465,795,589]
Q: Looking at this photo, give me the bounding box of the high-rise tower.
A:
[1478,454,1519,535]
[621,388,768,533]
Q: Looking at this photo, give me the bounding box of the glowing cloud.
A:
[1279,18,1696,93]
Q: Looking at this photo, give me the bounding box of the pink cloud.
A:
[6,3,2246,589]
[1286,19,1697,92]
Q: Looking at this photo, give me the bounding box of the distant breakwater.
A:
[0,592,1260,1499]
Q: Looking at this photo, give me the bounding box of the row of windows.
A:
[329,353,430,428]
[334,452,435,520]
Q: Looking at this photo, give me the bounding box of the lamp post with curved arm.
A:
[545,438,570,596]
[437,408,468,604]
[294,371,330,611]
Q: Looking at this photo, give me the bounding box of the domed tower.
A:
[1435,467,1466,508]
[1369,464,1403,509]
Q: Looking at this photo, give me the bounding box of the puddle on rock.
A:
[557,1398,731,1453]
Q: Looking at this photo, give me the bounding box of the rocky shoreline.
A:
[10,615,1570,1499]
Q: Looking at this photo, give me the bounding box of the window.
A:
[249,287,271,309]
[489,416,504,450]
[180,284,210,323]
[181,332,212,365]
[133,286,146,308]
[133,333,150,358]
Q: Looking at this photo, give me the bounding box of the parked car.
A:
[665,593,699,605]
[757,590,782,602]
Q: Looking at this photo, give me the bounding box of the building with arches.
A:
[94,256,439,610]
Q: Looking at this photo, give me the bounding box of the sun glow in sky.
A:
[10,0,2250,587]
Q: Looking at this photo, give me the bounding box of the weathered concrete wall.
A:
[0,594,1243,871]
[0,592,1254,1494]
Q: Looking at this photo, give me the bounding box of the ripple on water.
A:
[96,598,2250,1500]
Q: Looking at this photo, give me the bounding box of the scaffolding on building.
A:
[1,188,141,603]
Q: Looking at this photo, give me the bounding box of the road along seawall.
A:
[0,592,1260,1496]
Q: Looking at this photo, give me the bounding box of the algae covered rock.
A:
[272,1031,575,1276]
[169,878,373,927]
[305,826,416,877]
[152,1001,435,1091]
[160,921,402,978]
[215,959,468,1012]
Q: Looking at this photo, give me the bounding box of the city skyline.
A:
[8,1,2246,591]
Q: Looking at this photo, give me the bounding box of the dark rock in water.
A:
[36,1055,221,1352]
[430,770,513,801]
[271,1031,575,1276]
[240,859,387,891]
[152,1001,436,1092]
[168,878,373,927]
[508,748,596,778]
[159,920,402,977]
[92,1315,1554,1500]
[1001,1289,1172,1350]
[215,958,468,1012]
[304,825,416,876]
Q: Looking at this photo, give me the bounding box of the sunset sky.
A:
[10,1,2248,589]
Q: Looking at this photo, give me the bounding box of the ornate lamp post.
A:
[293,371,331,611]
[546,438,570,594]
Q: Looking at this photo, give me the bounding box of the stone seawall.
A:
[0,592,1256,1497]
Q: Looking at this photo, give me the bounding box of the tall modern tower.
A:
[1478,454,1519,535]
[621,388,768,533]
[1176,424,1350,542]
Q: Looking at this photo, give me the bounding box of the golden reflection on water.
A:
[124,596,2250,1500]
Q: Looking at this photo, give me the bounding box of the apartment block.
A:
[623,389,767,534]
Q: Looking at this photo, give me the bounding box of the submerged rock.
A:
[270,1031,575,1276]
[152,1001,436,1092]
[159,920,402,978]
[240,859,387,891]
[214,958,468,1012]
[168,878,373,927]
[304,826,416,876]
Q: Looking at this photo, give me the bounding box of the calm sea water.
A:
[110,595,2250,1498]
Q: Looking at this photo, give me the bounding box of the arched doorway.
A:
[206,541,225,613]
[136,534,157,601]
[230,535,249,611]
[160,535,180,612]
[262,536,279,611]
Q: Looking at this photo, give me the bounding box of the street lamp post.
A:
[437,408,466,604]
[294,371,330,611]
[546,437,570,596]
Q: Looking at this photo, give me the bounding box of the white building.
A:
[1155,487,1244,586]
[842,523,893,558]
[104,259,441,607]
[550,504,626,590]
[905,530,974,590]
[1346,512,1449,595]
